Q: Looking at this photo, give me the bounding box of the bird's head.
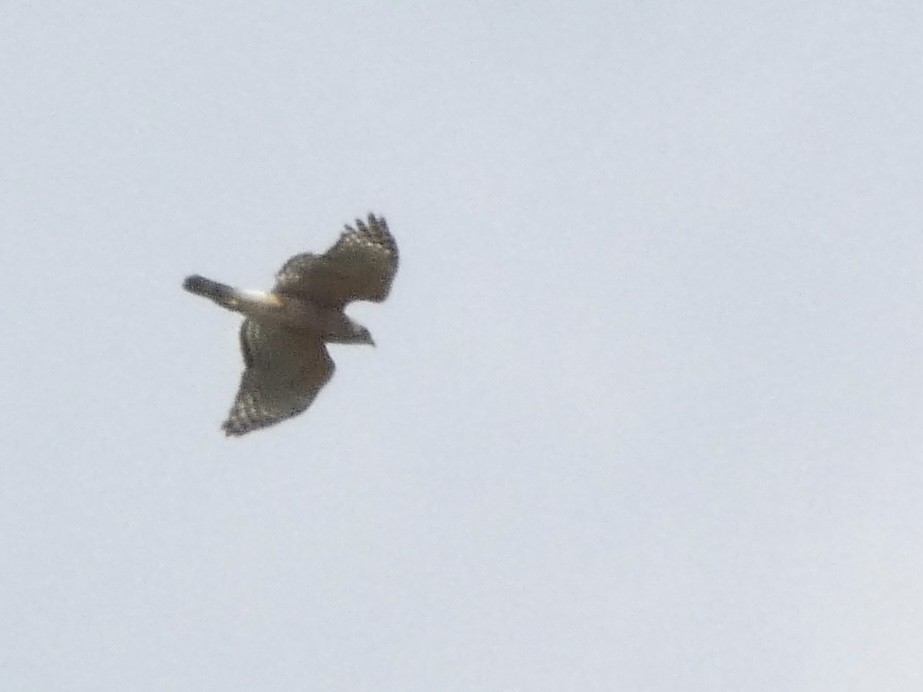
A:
[340,317,375,346]
[354,324,375,347]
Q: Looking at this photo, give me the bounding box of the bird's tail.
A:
[183,275,243,311]
[183,275,284,318]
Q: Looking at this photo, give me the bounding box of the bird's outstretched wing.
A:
[222,319,335,436]
[273,213,399,308]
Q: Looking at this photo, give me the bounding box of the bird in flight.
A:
[183,213,399,436]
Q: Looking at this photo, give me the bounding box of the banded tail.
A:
[183,275,243,310]
[183,275,285,319]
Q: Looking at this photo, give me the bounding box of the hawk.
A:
[183,213,398,436]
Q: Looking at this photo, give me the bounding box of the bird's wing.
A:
[273,213,399,308]
[222,319,335,436]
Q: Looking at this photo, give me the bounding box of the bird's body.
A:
[182,276,369,342]
[183,213,398,435]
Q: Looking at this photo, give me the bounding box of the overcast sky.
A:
[2,3,922,690]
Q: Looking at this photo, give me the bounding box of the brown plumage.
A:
[184,213,399,436]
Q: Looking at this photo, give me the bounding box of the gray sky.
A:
[2,3,922,690]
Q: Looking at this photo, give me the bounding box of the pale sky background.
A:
[2,3,922,690]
